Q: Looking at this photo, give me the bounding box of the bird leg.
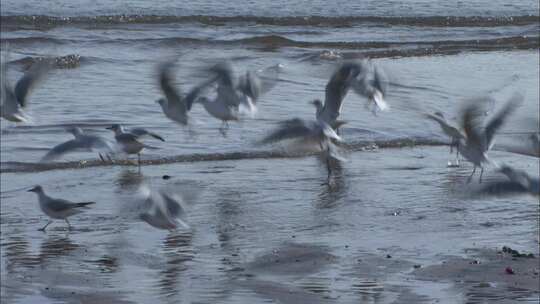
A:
[219,121,229,137]
[320,143,332,184]
[137,153,141,172]
[479,167,484,183]
[467,166,477,183]
[39,220,52,231]
[65,219,72,230]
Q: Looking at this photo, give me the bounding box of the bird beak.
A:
[28,187,36,192]
[105,126,113,130]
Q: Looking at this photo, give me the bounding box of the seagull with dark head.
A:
[28,185,95,231]
[106,124,160,167]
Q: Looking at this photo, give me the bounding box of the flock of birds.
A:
[1,54,539,232]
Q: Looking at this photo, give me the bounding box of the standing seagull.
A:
[311,60,389,131]
[1,55,49,123]
[106,124,159,167]
[424,111,466,165]
[41,127,115,162]
[188,61,280,136]
[458,94,522,183]
[28,185,95,231]
[260,118,346,182]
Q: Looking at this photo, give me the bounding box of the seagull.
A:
[310,60,389,131]
[28,185,95,231]
[106,124,159,167]
[110,124,165,142]
[155,60,215,127]
[137,185,190,230]
[424,111,466,165]
[260,118,346,182]
[41,127,115,162]
[458,94,522,183]
[188,61,279,136]
[476,165,539,196]
[1,53,49,123]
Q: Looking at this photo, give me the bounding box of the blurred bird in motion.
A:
[28,185,95,231]
[187,61,280,136]
[424,111,466,166]
[136,185,190,230]
[457,93,523,183]
[41,126,115,162]
[155,59,216,129]
[1,49,49,123]
[311,60,389,133]
[475,164,539,196]
[260,118,347,183]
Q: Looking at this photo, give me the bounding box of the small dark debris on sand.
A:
[414,248,540,302]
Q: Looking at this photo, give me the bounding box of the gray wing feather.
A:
[158,61,187,114]
[47,198,84,212]
[14,61,49,107]
[41,140,85,161]
[130,128,165,142]
[160,192,185,218]
[484,94,523,147]
[261,119,314,144]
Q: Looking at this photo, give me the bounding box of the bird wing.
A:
[0,58,20,114]
[260,118,314,144]
[47,198,83,212]
[460,98,488,150]
[484,94,523,148]
[130,128,165,142]
[237,64,280,102]
[208,61,243,108]
[476,180,528,196]
[41,139,87,162]
[116,133,140,143]
[424,113,465,139]
[158,61,187,114]
[14,61,49,107]
[160,191,186,218]
[322,63,358,121]
[185,75,218,111]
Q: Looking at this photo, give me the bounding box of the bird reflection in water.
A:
[316,157,348,209]
[157,231,194,299]
[115,168,145,192]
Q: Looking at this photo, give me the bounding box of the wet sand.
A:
[1,146,538,303]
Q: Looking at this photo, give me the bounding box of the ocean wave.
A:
[0,137,445,173]
[103,35,540,57]
[1,14,538,29]
[9,54,83,69]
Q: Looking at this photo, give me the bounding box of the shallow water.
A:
[1,0,539,303]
